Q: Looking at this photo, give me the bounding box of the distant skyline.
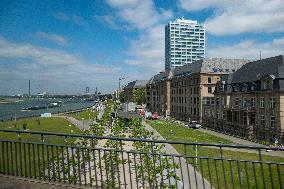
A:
[0,0,283,95]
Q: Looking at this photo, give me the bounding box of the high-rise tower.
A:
[165,17,205,70]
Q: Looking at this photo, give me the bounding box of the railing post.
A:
[17,132,21,141]
[41,134,44,143]
[258,149,262,161]
[220,146,223,158]
[64,136,68,145]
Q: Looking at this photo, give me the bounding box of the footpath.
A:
[54,110,104,131]
[142,120,212,189]
[198,128,284,157]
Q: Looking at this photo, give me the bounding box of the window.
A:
[251,113,256,125]
[243,112,247,125]
[260,97,265,108]
[270,97,275,109]
[234,97,239,106]
[270,116,275,128]
[233,85,238,92]
[234,111,239,122]
[260,115,265,126]
[262,78,273,90]
[243,97,247,108]
[208,77,212,83]
[216,97,220,106]
[216,110,220,119]
[222,111,226,119]
[251,97,256,107]
[208,87,212,93]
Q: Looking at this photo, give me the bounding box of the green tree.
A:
[119,91,125,103]
[133,88,146,105]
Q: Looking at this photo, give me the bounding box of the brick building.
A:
[146,58,248,121]
[203,55,284,143]
[146,71,172,117]
[123,80,147,103]
[170,58,248,122]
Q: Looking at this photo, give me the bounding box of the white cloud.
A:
[93,14,131,31]
[0,36,121,94]
[106,0,171,29]
[126,25,165,70]
[207,37,284,59]
[179,0,284,35]
[106,0,172,72]
[36,32,68,46]
[53,12,90,31]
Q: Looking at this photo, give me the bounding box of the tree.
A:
[133,88,146,105]
[119,91,125,103]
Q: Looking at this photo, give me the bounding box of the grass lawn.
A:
[0,117,81,144]
[149,120,284,189]
[150,120,231,144]
[64,109,97,121]
[0,117,82,178]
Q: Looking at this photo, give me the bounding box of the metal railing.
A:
[0,129,284,189]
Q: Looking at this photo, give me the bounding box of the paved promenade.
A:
[198,128,284,157]
[142,120,212,189]
[0,175,89,189]
[54,110,104,131]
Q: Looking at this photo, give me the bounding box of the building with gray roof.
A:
[146,58,249,121]
[204,55,284,144]
[122,80,148,103]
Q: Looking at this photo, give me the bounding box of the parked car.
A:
[152,112,159,120]
[145,111,152,119]
[187,121,201,129]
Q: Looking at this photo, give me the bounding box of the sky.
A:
[0,0,283,95]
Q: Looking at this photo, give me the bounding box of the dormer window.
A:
[218,85,224,92]
[233,85,239,92]
[261,75,274,90]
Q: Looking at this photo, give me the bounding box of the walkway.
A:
[54,110,104,131]
[142,120,212,189]
[0,175,90,189]
[198,128,284,157]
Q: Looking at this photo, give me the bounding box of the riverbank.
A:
[0,116,82,144]
[0,98,95,122]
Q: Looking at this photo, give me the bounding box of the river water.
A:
[0,98,95,122]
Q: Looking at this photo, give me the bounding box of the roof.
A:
[147,70,171,84]
[230,55,284,83]
[124,80,148,89]
[172,58,249,78]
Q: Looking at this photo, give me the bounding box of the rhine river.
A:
[0,98,95,122]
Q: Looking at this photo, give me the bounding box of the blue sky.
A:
[0,0,283,95]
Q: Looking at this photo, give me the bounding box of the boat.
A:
[22,101,62,111]
[22,105,46,111]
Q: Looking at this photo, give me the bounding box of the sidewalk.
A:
[142,120,212,189]
[54,110,104,131]
[199,128,284,157]
[0,175,89,189]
